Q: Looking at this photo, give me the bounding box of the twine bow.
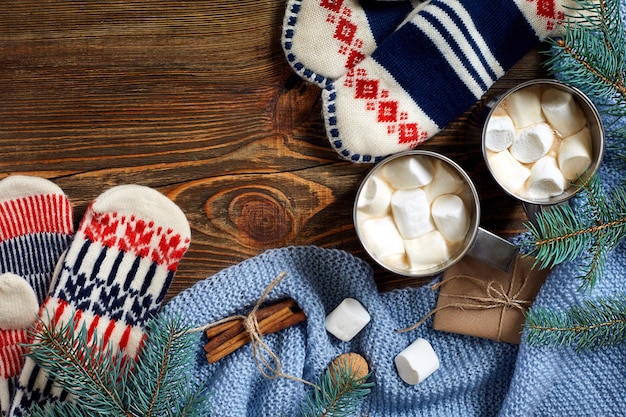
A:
[397,257,533,339]
[188,271,317,388]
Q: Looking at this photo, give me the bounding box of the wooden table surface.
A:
[0,1,549,301]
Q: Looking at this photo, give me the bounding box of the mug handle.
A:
[466,227,520,272]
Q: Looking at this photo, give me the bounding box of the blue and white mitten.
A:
[282,0,424,87]
[322,0,572,162]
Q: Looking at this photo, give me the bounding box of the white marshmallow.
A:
[395,338,440,385]
[505,86,545,128]
[404,230,449,271]
[382,155,434,189]
[485,114,515,152]
[391,188,435,239]
[359,216,406,260]
[558,126,593,180]
[424,160,466,202]
[357,175,393,216]
[431,194,470,243]
[325,298,371,342]
[527,156,567,200]
[487,150,531,194]
[510,123,555,163]
[383,254,410,273]
[541,87,587,137]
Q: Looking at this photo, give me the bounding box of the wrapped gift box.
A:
[432,254,551,344]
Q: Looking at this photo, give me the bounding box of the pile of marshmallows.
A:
[326,298,439,385]
[485,84,593,200]
[355,154,472,275]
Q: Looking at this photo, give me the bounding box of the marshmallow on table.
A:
[505,85,545,128]
[541,87,587,137]
[527,155,567,200]
[359,216,405,261]
[404,230,449,271]
[510,122,555,163]
[391,188,435,239]
[395,337,440,385]
[424,160,466,202]
[558,126,593,180]
[431,194,470,243]
[357,175,393,216]
[485,114,516,152]
[487,149,531,194]
[382,155,434,189]
[325,298,371,342]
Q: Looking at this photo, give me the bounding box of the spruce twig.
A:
[544,0,626,110]
[523,176,626,290]
[525,294,626,351]
[25,319,130,416]
[544,0,626,157]
[300,355,374,417]
[25,315,211,417]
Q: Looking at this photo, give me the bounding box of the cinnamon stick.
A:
[204,299,306,363]
[203,299,299,353]
[208,306,294,362]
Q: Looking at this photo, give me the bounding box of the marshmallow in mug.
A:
[355,155,471,275]
[485,84,593,200]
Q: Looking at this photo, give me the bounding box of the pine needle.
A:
[525,294,626,351]
[524,176,626,290]
[300,356,374,417]
[25,314,211,417]
[26,319,130,416]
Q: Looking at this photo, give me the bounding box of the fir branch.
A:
[525,294,626,351]
[524,176,626,289]
[26,319,130,416]
[545,0,626,108]
[300,356,374,417]
[26,315,211,417]
[127,316,211,417]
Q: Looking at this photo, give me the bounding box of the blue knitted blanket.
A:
[163,28,626,417]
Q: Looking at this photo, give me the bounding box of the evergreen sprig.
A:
[525,294,626,351]
[25,315,211,417]
[544,0,626,112]
[522,0,626,352]
[299,356,374,417]
[523,176,626,290]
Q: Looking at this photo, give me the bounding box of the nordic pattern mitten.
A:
[0,176,73,417]
[9,184,191,416]
[322,0,572,162]
[282,0,423,87]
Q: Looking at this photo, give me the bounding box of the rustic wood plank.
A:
[0,1,549,300]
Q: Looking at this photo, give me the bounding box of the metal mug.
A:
[481,79,604,219]
[353,150,519,278]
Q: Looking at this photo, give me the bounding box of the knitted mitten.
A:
[282,0,423,87]
[9,184,191,416]
[0,176,73,417]
[321,0,571,162]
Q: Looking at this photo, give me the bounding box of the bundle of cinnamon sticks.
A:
[203,298,307,363]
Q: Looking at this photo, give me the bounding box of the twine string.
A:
[396,259,532,334]
[187,271,317,388]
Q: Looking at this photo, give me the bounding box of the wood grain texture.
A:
[0,1,548,300]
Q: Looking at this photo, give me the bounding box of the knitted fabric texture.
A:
[282,0,420,87]
[497,79,626,417]
[10,185,191,416]
[321,0,573,162]
[0,176,73,417]
[165,45,626,417]
[164,246,518,416]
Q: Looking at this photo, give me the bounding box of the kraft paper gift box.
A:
[431,254,551,344]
